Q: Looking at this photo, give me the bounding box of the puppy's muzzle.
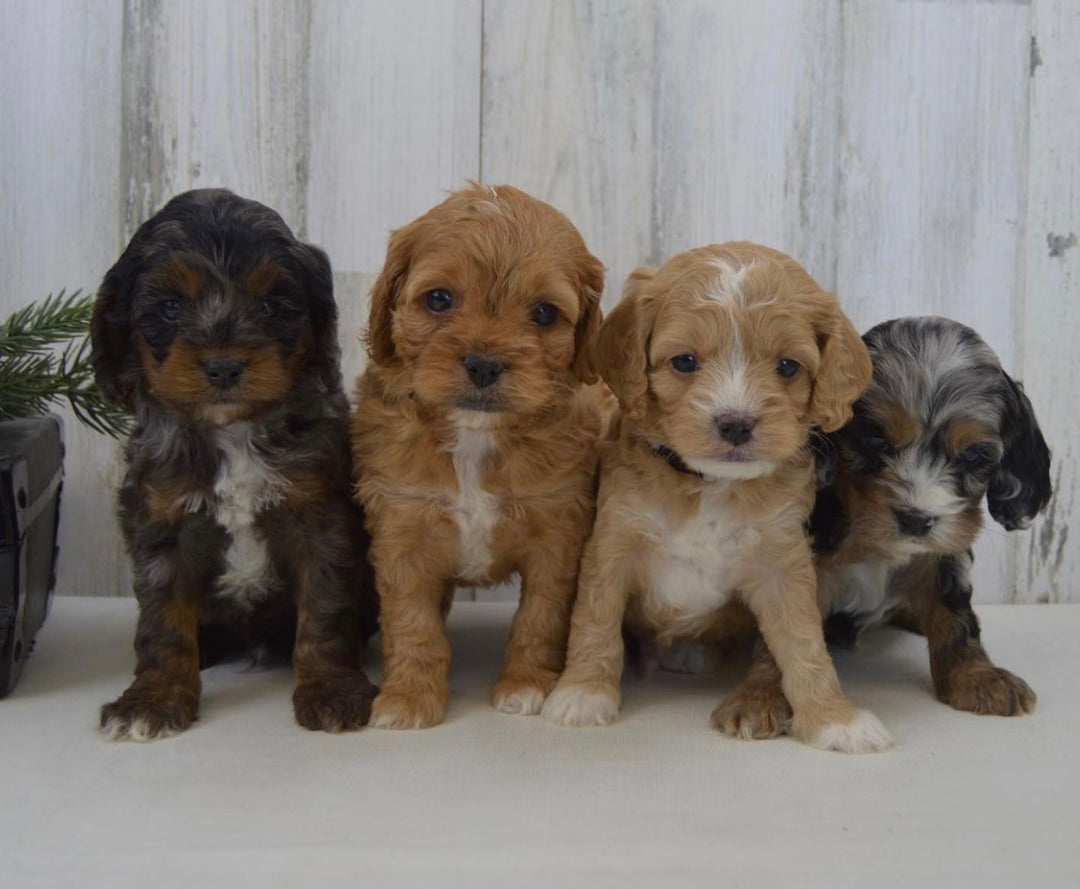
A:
[894,507,934,538]
[463,352,504,390]
[203,357,246,390]
[715,412,756,446]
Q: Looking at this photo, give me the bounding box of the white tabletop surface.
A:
[3,597,1078,889]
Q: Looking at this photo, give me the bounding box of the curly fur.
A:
[352,183,606,729]
[544,243,890,753]
[92,189,378,740]
[715,316,1051,733]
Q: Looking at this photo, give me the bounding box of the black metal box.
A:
[0,416,63,697]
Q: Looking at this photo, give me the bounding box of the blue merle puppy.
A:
[711,316,1052,738]
[91,189,378,740]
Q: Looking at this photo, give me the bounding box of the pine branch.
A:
[0,290,95,357]
[0,291,131,437]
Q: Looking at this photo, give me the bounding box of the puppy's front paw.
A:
[940,664,1036,716]
[493,683,546,716]
[804,708,893,754]
[712,684,793,740]
[293,673,378,733]
[493,668,558,716]
[541,682,620,727]
[99,685,199,742]
[370,686,446,730]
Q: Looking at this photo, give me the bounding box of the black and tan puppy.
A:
[712,317,1052,738]
[92,188,378,740]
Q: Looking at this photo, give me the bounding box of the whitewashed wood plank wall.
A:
[1,0,1076,604]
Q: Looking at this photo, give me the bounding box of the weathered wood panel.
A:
[120,0,312,238]
[837,1,1030,358]
[2,0,1076,604]
[481,0,660,304]
[0,0,127,596]
[837,1,1032,602]
[305,0,482,381]
[651,0,842,287]
[1019,0,1080,602]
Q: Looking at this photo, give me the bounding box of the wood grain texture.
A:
[305,0,481,387]
[2,0,1075,605]
[120,0,312,237]
[481,0,659,305]
[306,0,481,276]
[651,0,842,288]
[837,0,1032,603]
[1019,0,1080,602]
[482,0,842,301]
[0,0,128,596]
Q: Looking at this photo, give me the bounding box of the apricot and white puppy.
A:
[352,184,605,729]
[541,242,892,752]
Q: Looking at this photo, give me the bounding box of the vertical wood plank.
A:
[483,0,841,299]
[120,0,312,237]
[482,0,660,304]
[652,0,842,288]
[1019,0,1080,603]
[0,1,127,596]
[305,0,482,381]
[838,1,1031,603]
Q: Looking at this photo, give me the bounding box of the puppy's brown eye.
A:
[670,354,698,373]
[777,358,800,378]
[531,303,559,327]
[160,299,182,324]
[425,289,454,314]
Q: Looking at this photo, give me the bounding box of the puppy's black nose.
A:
[716,413,755,446]
[463,353,504,389]
[895,508,934,537]
[203,358,245,390]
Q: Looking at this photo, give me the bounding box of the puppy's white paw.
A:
[493,685,546,716]
[99,692,196,742]
[541,684,620,727]
[808,709,892,753]
[101,714,182,743]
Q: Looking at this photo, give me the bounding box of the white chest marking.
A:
[642,495,758,633]
[210,423,286,609]
[448,423,500,583]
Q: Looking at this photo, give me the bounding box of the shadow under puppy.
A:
[352,184,606,729]
[542,242,893,752]
[712,316,1051,738]
[92,188,378,740]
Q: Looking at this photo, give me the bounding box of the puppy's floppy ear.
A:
[806,291,872,433]
[289,240,342,393]
[571,252,605,383]
[988,373,1052,530]
[91,237,148,407]
[365,221,418,366]
[594,268,658,420]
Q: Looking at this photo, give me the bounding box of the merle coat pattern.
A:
[92,189,378,740]
[712,317,1051,738]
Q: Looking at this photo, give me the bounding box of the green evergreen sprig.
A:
[0,290,130,437]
